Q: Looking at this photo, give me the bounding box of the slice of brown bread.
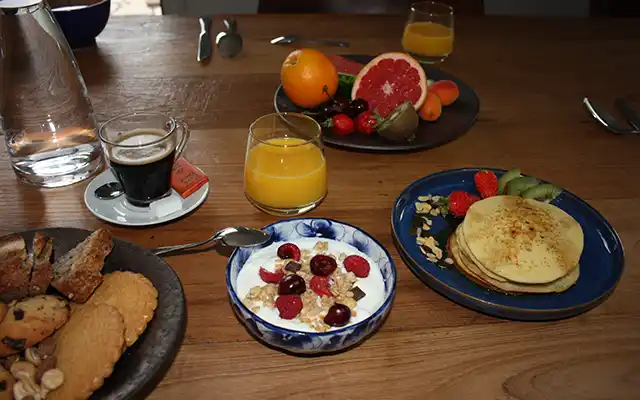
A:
[51,229,113,303]
[28,232,54,296]
[0,234,30,302]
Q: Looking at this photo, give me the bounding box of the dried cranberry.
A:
[343,255,370,278]
[259,267,284,284]
[275,295,303,319]
[277,243,301,261]
[310,276,333,297]
[310,255,337,276]
[278,274,306,295]
[324,304,351,327]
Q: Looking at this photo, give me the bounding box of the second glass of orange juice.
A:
[245,113,326,216]
[402,1,454,64]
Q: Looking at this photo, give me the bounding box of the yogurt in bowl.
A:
[227,218,396,355]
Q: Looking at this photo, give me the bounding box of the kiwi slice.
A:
[376,101,419,143]
[505,176,539,196]
[498,168,521,194]
[521,184,562,202]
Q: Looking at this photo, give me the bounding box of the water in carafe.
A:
[0,0,103,187]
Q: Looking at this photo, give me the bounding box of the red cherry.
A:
[310,255,337,276]
[278,274,306,295]
[324,304,351,327]
[277,243,301,261]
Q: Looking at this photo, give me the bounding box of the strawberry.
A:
[275,294,303,319]
[474,170,498,198]
[355,111,378,134]
[343,255,370,278]
[259,267,284,284]
[447,191,480,217]
[310,276,333,297]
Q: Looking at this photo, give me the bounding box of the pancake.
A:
[456,223,509,282]
[461,195,583,284]
[449,229,579,294]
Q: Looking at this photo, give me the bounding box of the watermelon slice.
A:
[328,55,364,75]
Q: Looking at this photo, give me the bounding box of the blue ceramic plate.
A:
[391,168,625,321]
[226,218,397,355]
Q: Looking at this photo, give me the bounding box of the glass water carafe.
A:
[0,0,103,187]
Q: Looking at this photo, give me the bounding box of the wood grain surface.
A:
[1,14,639,399]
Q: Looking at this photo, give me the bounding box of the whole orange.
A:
[281,49,338,109]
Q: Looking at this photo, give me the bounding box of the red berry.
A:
[310,276,333,297]
[474,170,498,198]
[448,190,480,217]
[277,243,301,261]
[325,113,355,136]
[278,274,306,295]
[259,267,284,284]
[310,254,338,276]
[355,111,378,135]
[343,255,370,278]
[275,294,303,319]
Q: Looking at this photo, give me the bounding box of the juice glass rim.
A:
[99,112,177,149]
[410,1,454,16]
[249,112,322,148]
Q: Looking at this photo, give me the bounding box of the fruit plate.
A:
[274,54,480,152]
[391,168,625,321]
[18,228,187,399]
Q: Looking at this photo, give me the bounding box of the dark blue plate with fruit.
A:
[274,53,480,152]
[391,168,625,321]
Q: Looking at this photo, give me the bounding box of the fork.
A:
[583,97,640,135]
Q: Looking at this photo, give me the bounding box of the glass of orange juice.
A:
[244,112,327,216]
[402,1,454,64]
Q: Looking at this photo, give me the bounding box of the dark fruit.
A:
[310,255,338,276]
[278,274,306,295]
[275,295,303,319]
[324,304,351,327]
[343,255,370,278]
[277,243,301,261]
[348,98,369,117]
[376,101,419,143]
[259,267,284,284]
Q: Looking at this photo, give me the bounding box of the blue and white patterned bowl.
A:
[226,218,397,355]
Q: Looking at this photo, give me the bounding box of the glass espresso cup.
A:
[98,113,189,207]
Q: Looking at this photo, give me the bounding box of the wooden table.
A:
[1,14,640,399]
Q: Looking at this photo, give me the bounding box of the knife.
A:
[197,16,213,62]
[614,98,640,130]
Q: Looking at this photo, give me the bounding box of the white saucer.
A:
[84,169,209,227]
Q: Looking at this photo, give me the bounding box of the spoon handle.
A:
[151,236,219,256]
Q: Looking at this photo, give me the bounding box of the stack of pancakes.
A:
[448,195,584,294]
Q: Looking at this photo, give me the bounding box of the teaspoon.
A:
[151,226,270,256]
[216,17,243,59]
[270,35,350,48]
[94,181,124,200]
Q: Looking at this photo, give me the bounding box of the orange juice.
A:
[244,137,327,209]
[402,21,453,58]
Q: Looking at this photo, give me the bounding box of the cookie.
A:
[49,304,124,400]
[0,365,14,400]
[0,295,69,357]
[82,271,158,347]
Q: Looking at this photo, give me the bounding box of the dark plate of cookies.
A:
[0,228,187,400]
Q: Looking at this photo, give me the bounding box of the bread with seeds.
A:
[0,234,30,302]
[28,232,54,296]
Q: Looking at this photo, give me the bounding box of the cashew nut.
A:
[12,379,41,400]
[25,348,42,366]
[10,361,36,382]
[40,369,64,391]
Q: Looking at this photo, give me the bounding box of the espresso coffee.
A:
[109,129,177,207]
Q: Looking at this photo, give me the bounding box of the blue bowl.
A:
[52,0,110,49]
[392,168,625,321]
[226,218,397,355]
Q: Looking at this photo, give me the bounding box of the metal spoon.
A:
[270,35,350,48]
[216,17,243,59]
[94,181,124,200]
[583,97,640,135]
[151,226,270,256]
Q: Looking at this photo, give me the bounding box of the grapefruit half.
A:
[351,53,427,119]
